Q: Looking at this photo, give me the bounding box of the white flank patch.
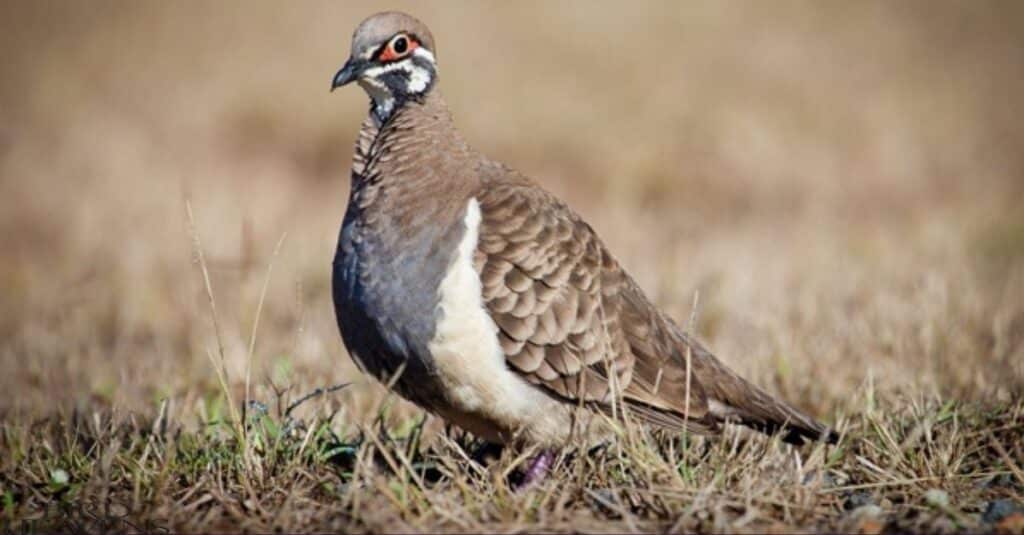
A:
[428,198,565,442]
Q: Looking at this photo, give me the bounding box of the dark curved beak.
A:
[331,57,365,91]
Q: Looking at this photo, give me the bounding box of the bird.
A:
[329,11,836,485]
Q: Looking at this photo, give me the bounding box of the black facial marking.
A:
[380,70,412,93]
[376,56,437,100]
[371,40,390,62]
[363,36,437,125]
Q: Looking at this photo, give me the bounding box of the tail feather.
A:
[681,333,837,445]
[708,383,838,445]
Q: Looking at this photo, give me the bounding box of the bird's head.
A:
[331,12,438,123]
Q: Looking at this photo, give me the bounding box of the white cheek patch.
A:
[361,50,434,96]
[412,47,435,64]
[407,48,436,93]
[405,64,431,93]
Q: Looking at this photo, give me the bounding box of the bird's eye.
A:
[393,36,408,54]
[378,34,417,62]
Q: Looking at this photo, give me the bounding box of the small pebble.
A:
[849,505,884,519]
[930,516,957,534]
[844,491,875,511]
[984,499,1024,524]
[587,488,617,515]
[989,474,1018,489]
[978,474,1020,490]
[856,518,885,535]
[997,513,1024,535]
[246,399,268,418]
[50,468,69,486]
[802,470,836,487]
[924,488,949,508]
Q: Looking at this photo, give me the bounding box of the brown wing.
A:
[474,178,719,434]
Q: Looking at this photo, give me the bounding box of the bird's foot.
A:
[471,441,505,466]
[513,449,555,491]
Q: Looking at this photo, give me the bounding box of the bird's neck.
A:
[351,90,469,185]
[378,89,454,136]
[347,89,478,231]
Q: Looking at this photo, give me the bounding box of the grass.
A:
[2,1,1024,532]
[3,392,1022,531]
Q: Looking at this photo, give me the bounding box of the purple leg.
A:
[514,449,555,490]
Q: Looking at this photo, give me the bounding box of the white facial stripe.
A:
[361,61,410,79]
[412,47,435,63]
[361,58,433,95]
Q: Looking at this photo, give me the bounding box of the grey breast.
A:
[332,99,475,409]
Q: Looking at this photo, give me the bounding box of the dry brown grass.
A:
[2,1,1023,532]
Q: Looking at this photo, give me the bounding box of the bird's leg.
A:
[472,441,505,466]
[514,449,555,490]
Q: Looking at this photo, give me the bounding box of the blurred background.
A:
[2,1,1022,419]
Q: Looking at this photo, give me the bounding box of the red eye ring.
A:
[379,34,419,62]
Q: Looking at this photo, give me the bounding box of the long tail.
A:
[681,332,838,445]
